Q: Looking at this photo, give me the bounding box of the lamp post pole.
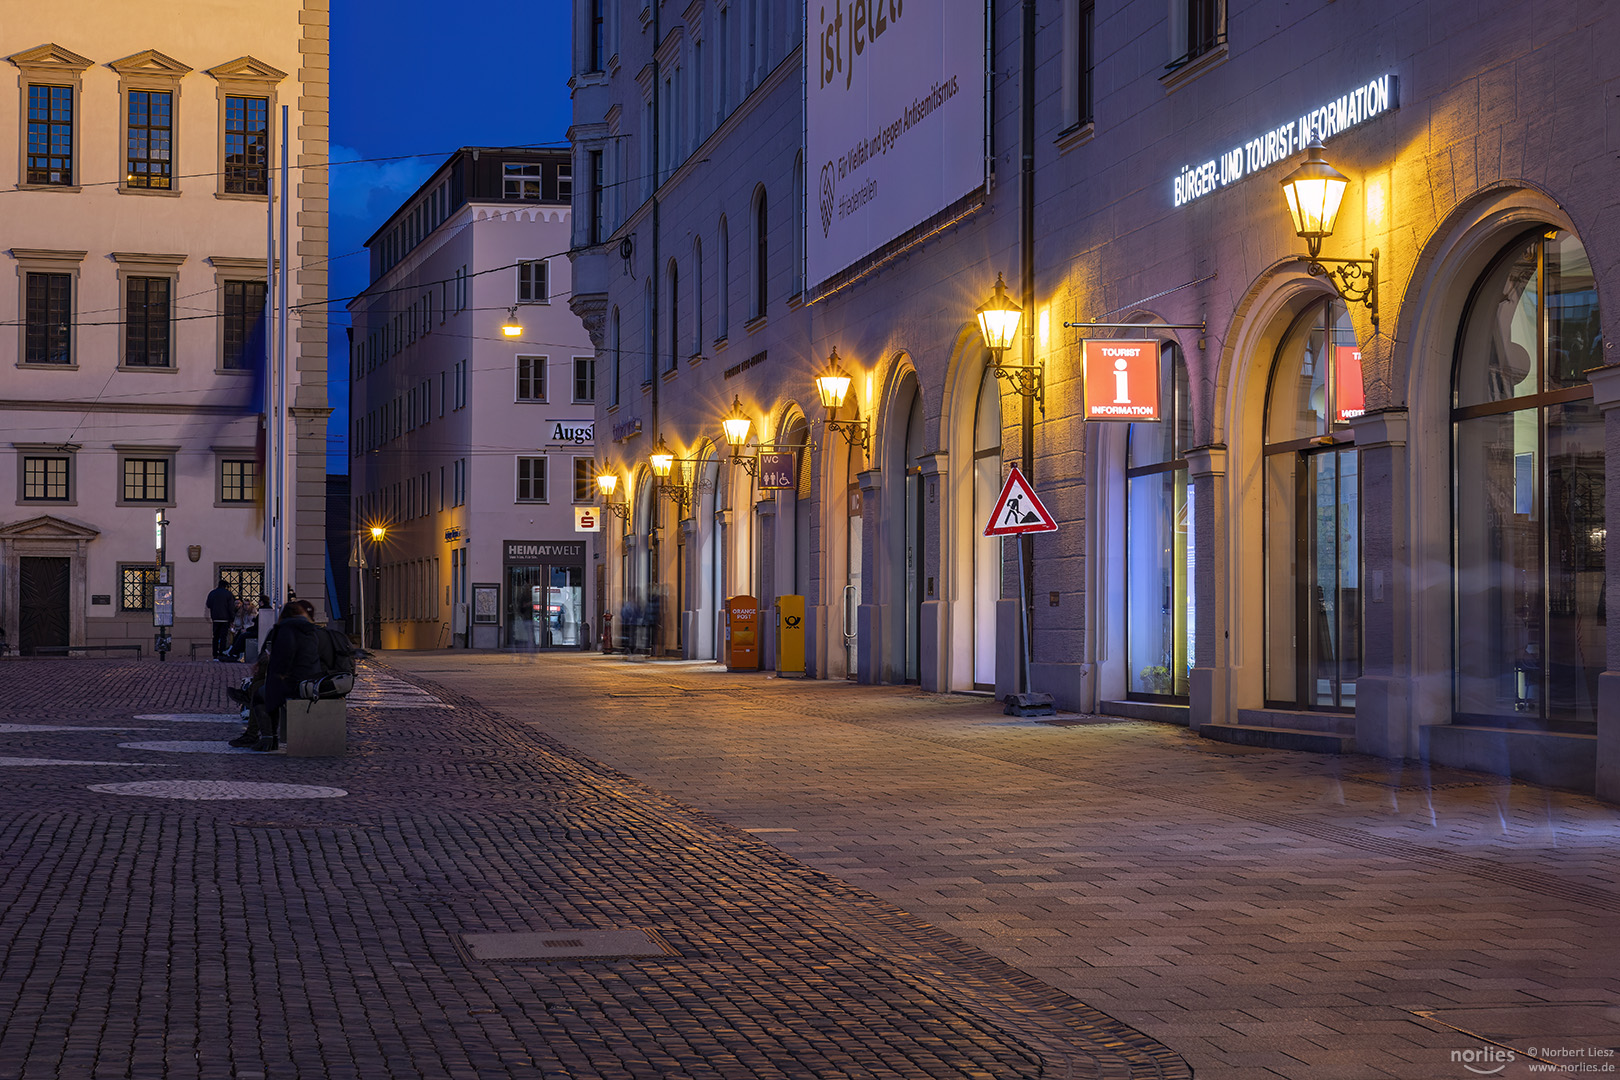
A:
[356,532,367,652]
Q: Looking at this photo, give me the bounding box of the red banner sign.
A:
[1334,344,1365,423]
[1082,340,1161,421]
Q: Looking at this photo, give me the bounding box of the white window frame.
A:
[516,355,548,402]
[517,259,549,304]
[515,455,548,503]
[503,162,541,199]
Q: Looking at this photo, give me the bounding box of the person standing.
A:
[205,578,236,661]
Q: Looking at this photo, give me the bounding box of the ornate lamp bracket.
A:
[1305,246,1378,329]
[989,362,1046,416]
[823,418,871,453]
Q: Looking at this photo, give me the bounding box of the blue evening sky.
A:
[326,1,574,472]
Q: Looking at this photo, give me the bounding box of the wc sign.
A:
[1082,340,1161,421]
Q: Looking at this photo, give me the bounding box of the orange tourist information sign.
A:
[1081,339,1161,421]
[983,466,1058,537]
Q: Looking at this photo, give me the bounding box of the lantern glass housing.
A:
[815,348,853,411]
[596,472,618,497]
[721,396,753,448]
[975,272,1022,354]
[1279,137,1349,246]
[369,525,386,541]
[649,438,674,478]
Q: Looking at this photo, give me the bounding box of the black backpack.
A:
[300,626,357,700]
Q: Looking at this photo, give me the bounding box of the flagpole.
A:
[276,105,291,606]
[264,120,278,617]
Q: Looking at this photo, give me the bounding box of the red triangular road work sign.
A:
[984,466,1058,536]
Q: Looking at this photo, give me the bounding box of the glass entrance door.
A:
[1264,298,1361,709]
[1297,446,1359,708]
[504,564,584,648]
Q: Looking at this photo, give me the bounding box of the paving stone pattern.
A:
[384,653,1620,1080]
[0,658,1187,1080]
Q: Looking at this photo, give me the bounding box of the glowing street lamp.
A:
[500,306,523,338]
[649,437,674,478]
[722,396,753,450]
[1279,136,1349,260]
[1278,134,1378,327]
[975,272,1022,358]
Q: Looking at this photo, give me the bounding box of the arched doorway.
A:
[888,377,924,684]
[1125,344,1192,698]
[1264,298,1361,710]
[630,466,654,654]
[1453,228,1604,725]
[971,369,1002,689]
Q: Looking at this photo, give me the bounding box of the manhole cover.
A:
[1413,1003,1620,1064]
[119,741,257,755]
[0,757,176,768]
[133,713,242,724]
[1347,769,1490,791]
[461,928,675,961]
[0,724,159,733]
[88,781,347,800]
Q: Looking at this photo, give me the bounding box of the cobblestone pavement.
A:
[379,651,1620,1080]
[0,657,1188,1080]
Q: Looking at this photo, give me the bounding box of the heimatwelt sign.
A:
[805,0,985,289]
[1172,74,1399,208]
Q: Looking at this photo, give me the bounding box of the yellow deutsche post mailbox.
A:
[727,595,759,671]
[776,594,805,677]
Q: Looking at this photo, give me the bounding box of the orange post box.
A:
[727,595,759,671]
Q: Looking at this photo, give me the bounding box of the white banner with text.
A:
[805,0,986,289]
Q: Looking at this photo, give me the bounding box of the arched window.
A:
[972,368,1003,689]
[609,305,621,407]
[692,236,704,354]
[1125,344,1192,698]
[1454,228,1603,724]
[792,152,805,297]
[643,278,655,384]
[1263,300,1359,709]
[718,215,730,339]
[667,259,680,370]
[752,188,768,319]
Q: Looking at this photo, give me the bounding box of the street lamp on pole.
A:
[365,524,386,651]
[977,273,1052,713]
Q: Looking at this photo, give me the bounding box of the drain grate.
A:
[1345,769,1491,791]
[461,928,675,961]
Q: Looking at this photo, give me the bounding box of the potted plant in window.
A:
[1139,665,1172,694]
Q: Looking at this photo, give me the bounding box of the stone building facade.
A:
[0,0,329,656]
[569,1,1620,799]
[348,148,599,652]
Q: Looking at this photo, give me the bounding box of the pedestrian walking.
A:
[205,578,236,661]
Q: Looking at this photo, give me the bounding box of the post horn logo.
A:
[818,161,836,238]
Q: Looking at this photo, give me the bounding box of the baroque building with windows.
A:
[0,0,329,655]
[571,1,1620,799]
[348,148,600,651]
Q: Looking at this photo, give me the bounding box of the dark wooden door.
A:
[20,557,70,654]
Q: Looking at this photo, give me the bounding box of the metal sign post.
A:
[154,511,171,660]
[984,467,1058,715]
